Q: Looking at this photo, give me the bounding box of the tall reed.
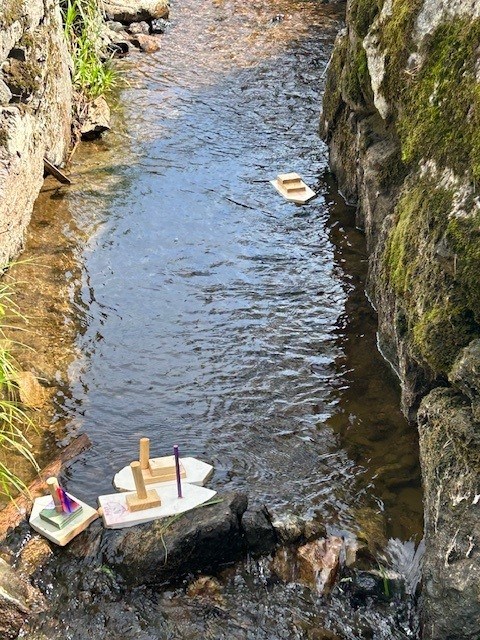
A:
[0,278,38,500]
[62,0,117,99]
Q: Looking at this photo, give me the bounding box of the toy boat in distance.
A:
[271,172,315,204]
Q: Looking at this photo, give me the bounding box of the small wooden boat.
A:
[271,172,315,204]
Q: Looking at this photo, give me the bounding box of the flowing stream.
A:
[12,1,423,637]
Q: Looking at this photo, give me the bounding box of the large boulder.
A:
[102,0,169,24]
[99,492,248,587]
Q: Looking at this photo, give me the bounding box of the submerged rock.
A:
[103,0,169,24]
[296,536,342,594]
[129,34,161,53]
[13,371,47,409]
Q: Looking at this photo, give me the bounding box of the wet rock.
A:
[13,371,47,409]
[101,492,248,587]
[347,569,404,606]
[80,97,111,140]
[308,629,343,640]
[353,506,387,554]
[130,34,161,53]
[449,339,480,421]
[186,575,224,604]
[0,558,47,639]
[241,505,277,556]
[103,0,169,24]
[17,536,53,577]
[106,20,125,32]
[418,388,480,640]
[296,536,343,594]
[151,18,170,33]
[271,513,305,545]
[128,21,150,35]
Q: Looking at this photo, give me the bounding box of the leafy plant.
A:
[62,0,117,99]
[0,276,39,500]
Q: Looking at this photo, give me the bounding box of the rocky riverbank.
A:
[0,0,169,269]
[321,1,480,637]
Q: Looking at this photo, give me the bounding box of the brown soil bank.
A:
[321,1,480,638]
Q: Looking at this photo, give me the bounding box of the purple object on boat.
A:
[174,444,182,498]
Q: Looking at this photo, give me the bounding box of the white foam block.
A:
[29,495,99,546]
[99,482,217,529]
[113,456,213,492]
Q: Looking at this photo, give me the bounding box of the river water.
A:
[14,0,423,637]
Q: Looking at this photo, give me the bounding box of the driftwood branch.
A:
[0,433,91,541]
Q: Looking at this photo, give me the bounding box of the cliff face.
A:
[321,1,480,638]
[0,0,72,266]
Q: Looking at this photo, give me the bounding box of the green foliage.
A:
[0,278,38,499]
[397,19,480,181]
[384,178,480,374]
[62,0,117,99]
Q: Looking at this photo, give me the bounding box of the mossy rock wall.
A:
[321,1,480,638]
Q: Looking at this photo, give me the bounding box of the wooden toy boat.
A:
[271,172,315,204]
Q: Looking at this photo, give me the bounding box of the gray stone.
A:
[0,558,47,639]
[418,388,480,640]
[151,18,170,33]
[241,505,277,555]
[0,0,72,266]
[80,96,111,139]
[449,339,480,420]
[0,79,12,104]
[128,21,150,35]
[103,0,169,24]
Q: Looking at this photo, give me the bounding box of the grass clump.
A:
[0,0,25,29]
[0,278,38,499]
[62,0,117,99]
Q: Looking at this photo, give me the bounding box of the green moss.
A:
[0,0,24,28]
[343,41,373,108]
[384,178,480,374]
[397,19,480,181]
[446,213,480,322]
[349,0,383,38]
[376,0,423,106]
[4,58,42,100]
[413,303,478,374]
[385,180,453,294]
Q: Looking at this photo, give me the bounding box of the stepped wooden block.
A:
[146,455,187,482]
[271,172,315,204]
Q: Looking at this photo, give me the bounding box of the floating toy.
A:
[113,437,213,492]
[29,477,98,546]
[99,445,216,529]
[271,172,315,204]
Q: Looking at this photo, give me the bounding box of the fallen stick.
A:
[43,158,72,185]
[0,433,91,541]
